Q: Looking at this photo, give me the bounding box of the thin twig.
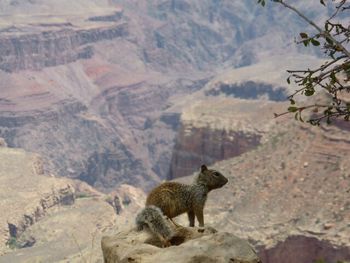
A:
[328,0,347,20]
[274,104,332,118]
[276,0,350,58]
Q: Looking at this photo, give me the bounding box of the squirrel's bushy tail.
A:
[135,205,174,242]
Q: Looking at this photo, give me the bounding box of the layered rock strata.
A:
[170,98,282,178]
[0,23,127,72]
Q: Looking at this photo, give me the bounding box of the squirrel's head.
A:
[195,164,228,190]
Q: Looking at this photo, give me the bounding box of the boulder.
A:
[101,226,261,263]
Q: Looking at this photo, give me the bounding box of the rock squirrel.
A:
[135,164,228,247]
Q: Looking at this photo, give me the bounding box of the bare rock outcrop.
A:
[170,97,283,178]
[0,147,75,255]
[101,226,261,263]
[0,181,144,262]
[7,183,74,240]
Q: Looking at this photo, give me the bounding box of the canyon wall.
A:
[169,95,283,179]
[0,22,127,72]
[0,98,152,191]
[170,124,262,179]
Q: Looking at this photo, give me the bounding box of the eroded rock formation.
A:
[0,147,75,255]
[169,98,283,178]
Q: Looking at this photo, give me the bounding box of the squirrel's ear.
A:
[201,164,208,172]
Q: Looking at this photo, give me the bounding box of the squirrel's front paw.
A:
[197,227,205,233]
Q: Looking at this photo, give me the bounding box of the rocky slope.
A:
[0,142,145,262]
[172,107,350,263]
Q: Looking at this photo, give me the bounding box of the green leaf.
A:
[330,71,337,84]
[302,40,309,47]
[343,62,350,71]
[300,32,308,39]
[326,37,333,45]
[304,89,315,96]
[257,0,266,6]
[330,50,336,59]
[311,39,320,46]
[289,98,296,105]
[325,22,330,32]
[288,106,298,113]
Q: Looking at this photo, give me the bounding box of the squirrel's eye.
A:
[213,172,219,177]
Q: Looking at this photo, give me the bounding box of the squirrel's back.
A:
[146,182,192,218]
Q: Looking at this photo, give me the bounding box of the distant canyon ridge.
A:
[0,0,323,191]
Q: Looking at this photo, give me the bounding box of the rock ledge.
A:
[102,226,261,263]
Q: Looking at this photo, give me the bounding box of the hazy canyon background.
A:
[0,0,349,262]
